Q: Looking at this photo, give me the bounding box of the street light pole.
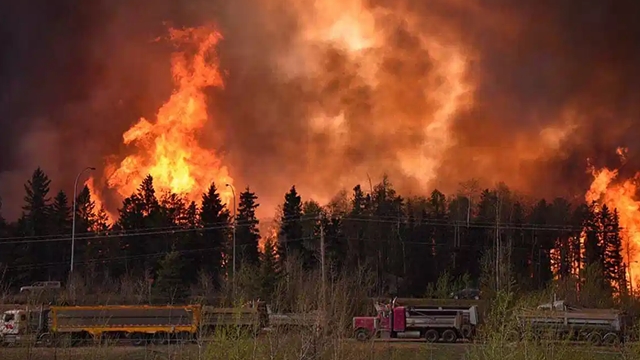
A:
[225,183,237,295]
[71,166,96,274]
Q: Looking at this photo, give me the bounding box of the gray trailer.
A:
[516,301,627,346]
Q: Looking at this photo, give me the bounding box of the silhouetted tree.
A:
[236,187,261,269]
[17,168,53,282]
[153,249,188,303]
[603,208,625,294]
[278,186,304,265]
[74,185,96,234]
[199,183,230,288]
[117,175,165,277]
[259,236,279,302]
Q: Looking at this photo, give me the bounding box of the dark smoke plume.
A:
[1,0,640,220]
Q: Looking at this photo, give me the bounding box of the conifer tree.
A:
[604,208,625,294]
[278,186,304,265]
[18,167,53,282]
[75,185,96,234]
[51,191,72,235]
[236,187,261,269]
[199,183,230,288]
[345,185,368,269]
[153,250,188,304]
[117,175,164,277]
[259,236,279,302]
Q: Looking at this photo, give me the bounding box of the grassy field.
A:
[1,339,632,360]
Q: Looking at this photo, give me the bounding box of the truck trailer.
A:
[0,302,268,347]
[515,300,628,346]
[353,299,479,343]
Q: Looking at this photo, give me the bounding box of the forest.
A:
[0,167,630,307]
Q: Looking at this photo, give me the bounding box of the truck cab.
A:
[1,310,27,344]
[353,300,478,343]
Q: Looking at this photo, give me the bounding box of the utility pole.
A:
[319,213,326,336]
[495,194,501,293]
[320,214,326,305]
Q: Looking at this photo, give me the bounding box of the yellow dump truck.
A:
[0,302,268,346]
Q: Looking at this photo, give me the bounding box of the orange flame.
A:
[586,148,639,290]
[84,177,115,222]
[91,26,234,213]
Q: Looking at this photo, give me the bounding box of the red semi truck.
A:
[353,299,479,343]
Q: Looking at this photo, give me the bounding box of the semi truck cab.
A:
[353,300,478,343]
[1,310,25,335]
[1,310,28,345]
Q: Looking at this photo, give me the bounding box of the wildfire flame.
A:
[84,177,115,222]
[586,147,640,289]
[91,26,234,213]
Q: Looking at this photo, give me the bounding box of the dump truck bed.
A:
[50,305,199,334]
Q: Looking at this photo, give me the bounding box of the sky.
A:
[1,0,640,220]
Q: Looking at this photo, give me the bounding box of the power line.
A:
[0,212,625,246]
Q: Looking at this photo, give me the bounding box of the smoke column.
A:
[1,0,640,220]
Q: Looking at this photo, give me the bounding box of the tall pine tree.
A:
[18,168,53,282]
[260,236,279,302]
[199,183,230,288]
[278,186,304,265]
[50,191,72,279]
[236,187,261,269]
[117,175,164,277]
[603,208,625,294]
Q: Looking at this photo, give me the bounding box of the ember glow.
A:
[586,148,640,288]
[90,26,234,208]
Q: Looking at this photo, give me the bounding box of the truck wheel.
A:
[587,332,602,346]
[131,333,147,347]
[425,329,439,343]
[40,333,55,348]
[355,328,370,342]
[442,329,458,343]
[603,333,620,346]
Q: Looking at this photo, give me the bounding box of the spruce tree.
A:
[18,167,53,282]
[603,208,625,294]
[259,236,279,302]
[51,191,72,235]
[278,186,304,265]
[324,215,346,279]
[345,185,368,269]
[153,250,188,304]
[236,187,261,269]
[583,201,602,268]
[179,201,200,283]
[116,175,164,277]
[199,183,230,288]
[21,167,52,236]
[50,191,72,279]
[75,185,96,234]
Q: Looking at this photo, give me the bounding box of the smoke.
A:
[1,0,640,220]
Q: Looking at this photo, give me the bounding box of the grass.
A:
[1,339,632,360]
[4,264,640,360]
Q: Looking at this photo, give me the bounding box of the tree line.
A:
[0,167,630,305]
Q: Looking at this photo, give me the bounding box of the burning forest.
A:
[1,0,640,302]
